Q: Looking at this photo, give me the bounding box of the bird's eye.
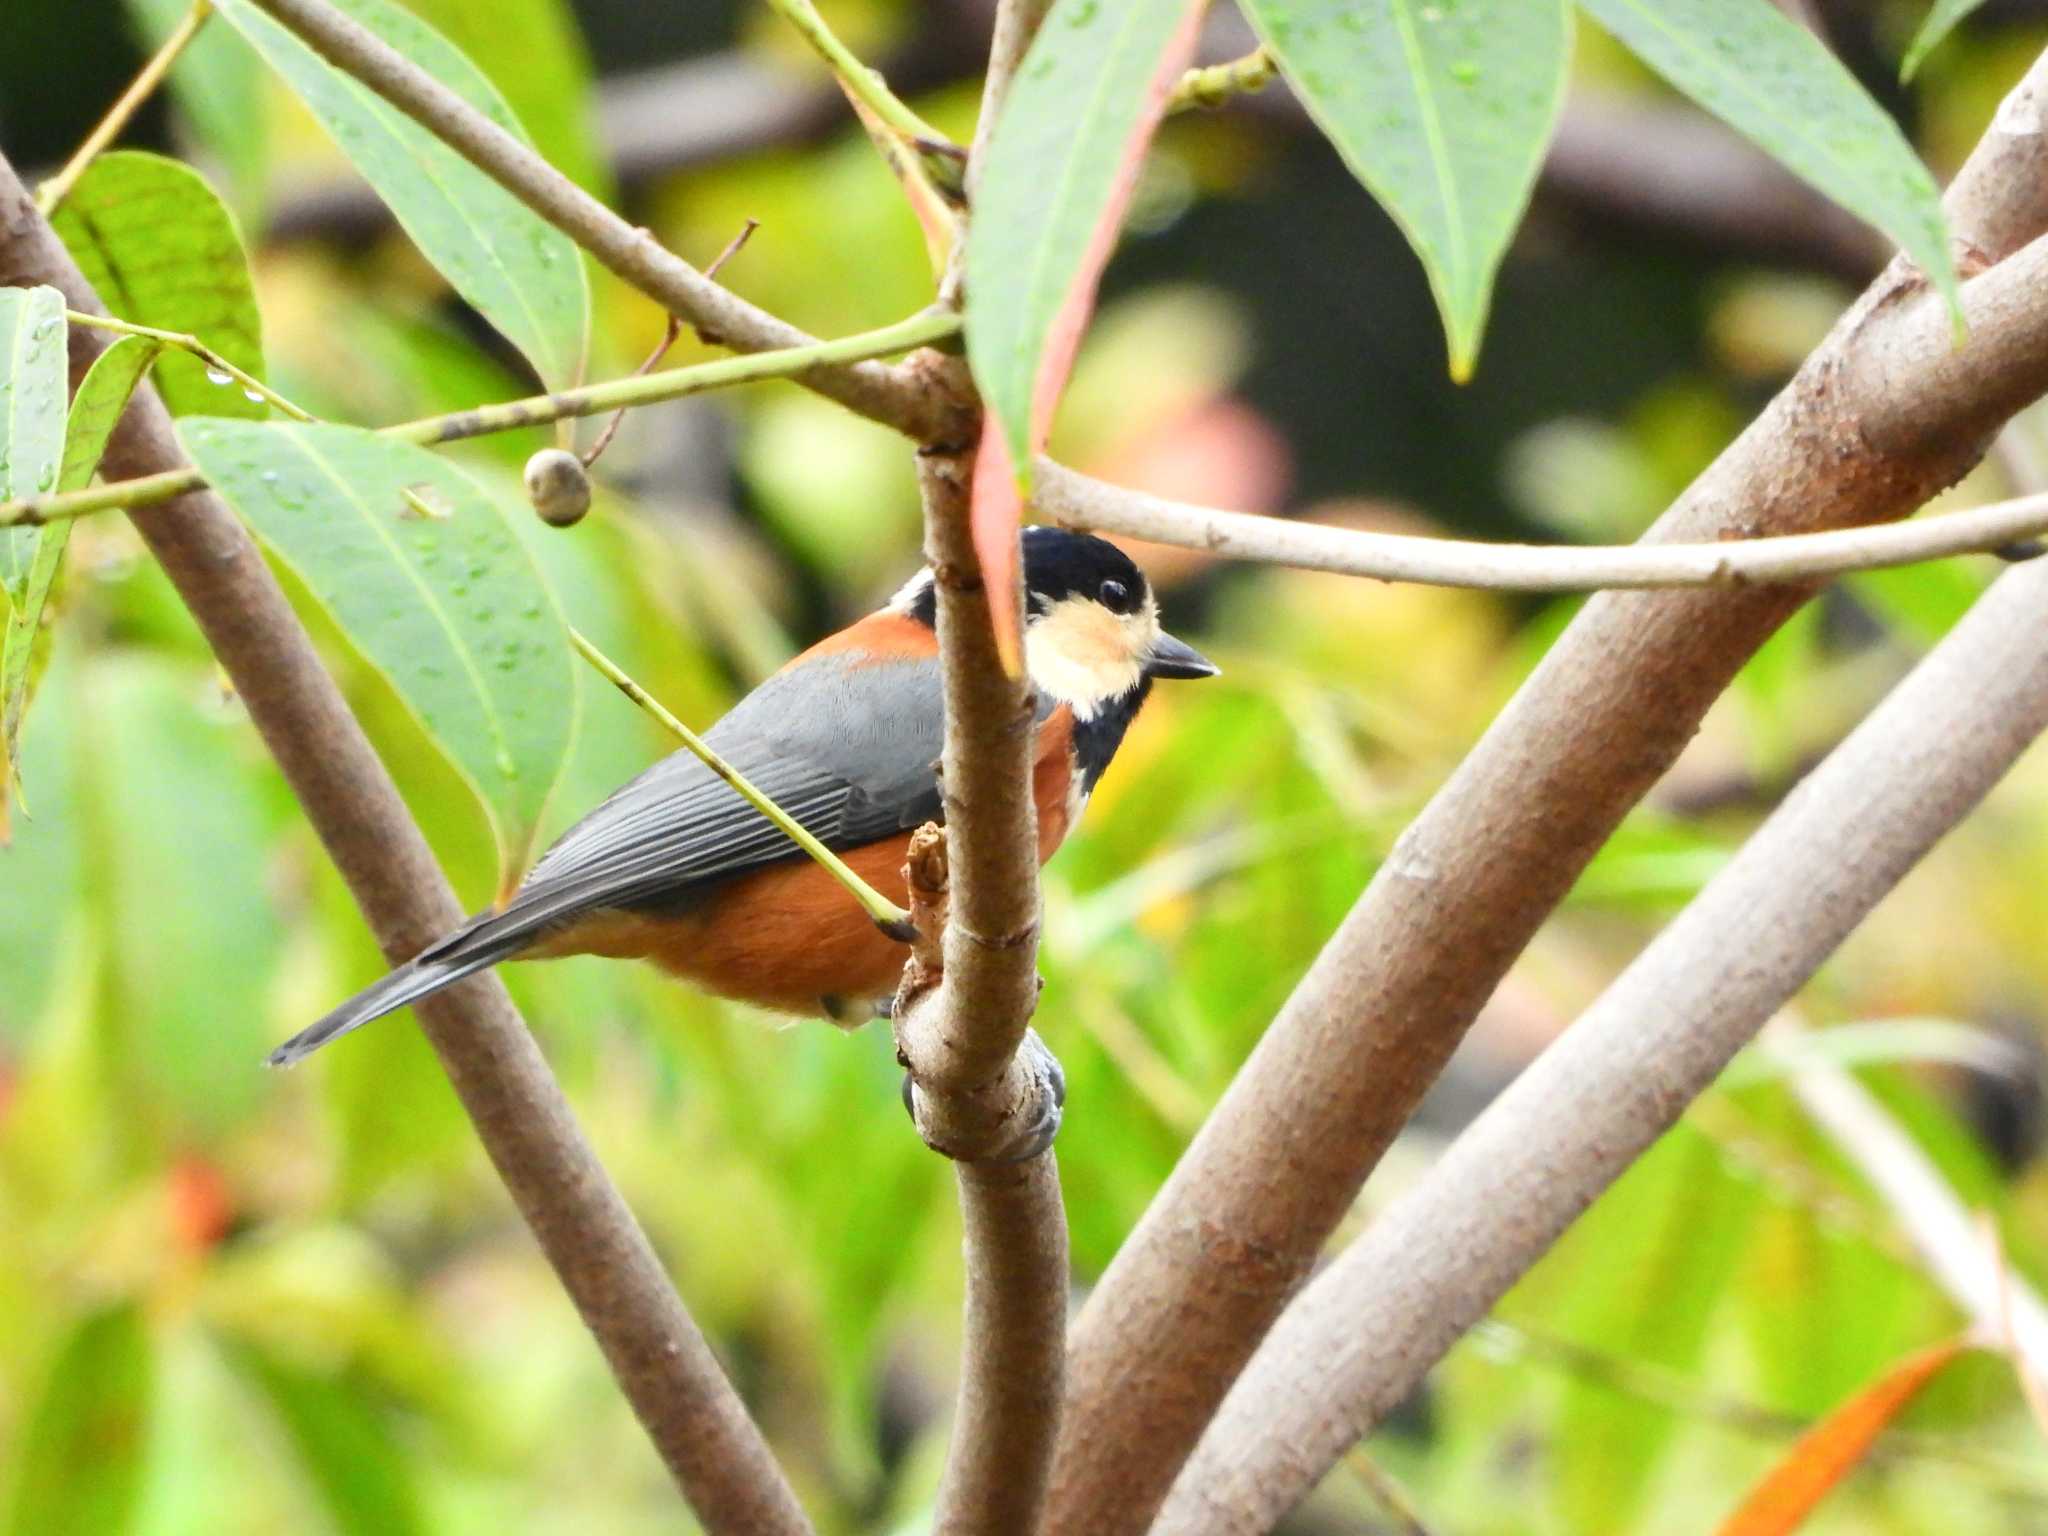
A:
[1099,578,1130,611]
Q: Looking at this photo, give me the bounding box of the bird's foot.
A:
[899,1028,1065,1163]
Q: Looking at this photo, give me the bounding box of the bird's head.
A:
[892,527,1216,719]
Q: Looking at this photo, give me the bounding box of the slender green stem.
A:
[391,309,961,447]
[68,312,433,520]
[36,1,214,217]
[762,0,966,194]
[1167,47,1277,114]
[65,310,314,422]
[0,309,961,528]
[568,628,916,936]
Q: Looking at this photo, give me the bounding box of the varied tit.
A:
[269,528,1216,1066]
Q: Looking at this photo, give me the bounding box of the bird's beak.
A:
[1145,632,1219,680]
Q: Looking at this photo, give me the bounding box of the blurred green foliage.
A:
[4,0,2048,1532]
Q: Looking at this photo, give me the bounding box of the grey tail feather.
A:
[266,918,526,1068]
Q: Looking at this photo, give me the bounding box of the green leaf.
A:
[121,0,271,212]
[4,337,163,821]
[1578,0,1958,319]
[222,1338,428,1536]
[2,1305,156,1536]
[1901,0,1984,81]
[0,285,69,605]
[48,151,266,420]
[213,0,590,387]
[964,0,1206,477]
[180,419,576,876]
[1243,0,1569,380]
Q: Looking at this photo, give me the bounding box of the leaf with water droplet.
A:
[180,419,578,880]
[49,152,268,420]
[212,0,590,387]
[1243,0,1569,382]
[1579,0,1958,325]
[0,287,101,830]
[0,286,68,608]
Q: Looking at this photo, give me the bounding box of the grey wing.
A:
[486,652,946,937]
[265,653,949,1068]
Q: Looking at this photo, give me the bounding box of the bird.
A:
[268,527,1217,1067]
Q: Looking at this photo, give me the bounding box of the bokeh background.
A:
[5,1,2048,1530]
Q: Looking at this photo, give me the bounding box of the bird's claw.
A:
[1000,1031,1066,1163]
[899,1028,1066,1163]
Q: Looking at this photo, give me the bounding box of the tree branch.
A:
[1035,463,2048,589]
[0,154,813,1536]
[0,310,958,530]
[244,0,963,446]
[883,9,1070,1524]
[1153,528,2048,1534]
[1044,48,2048,1536]
[892,438,1069,1536]
[28,391,2048,589]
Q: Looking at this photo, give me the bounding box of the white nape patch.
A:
[1024,594,1157,720]
[888,567,935,614]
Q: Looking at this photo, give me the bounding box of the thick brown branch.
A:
[0,155,812,1536]
[894,437,1067,1536]
[1155,537,2048,1533]
[1045,49,2048,1536]
[244,0,961,445]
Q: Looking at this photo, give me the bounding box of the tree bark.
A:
[1156,523,2048,1533]
[1045,50,2048,1536]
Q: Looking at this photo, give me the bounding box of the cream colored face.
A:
[1024,592,1161,719]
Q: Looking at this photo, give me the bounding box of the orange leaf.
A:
[1716,1338,1971,1536]
[971,418,1025,677]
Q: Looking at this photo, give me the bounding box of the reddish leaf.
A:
[971,419,1026,675]
[964,0,1207,669]
[1716,1338,1970,1536]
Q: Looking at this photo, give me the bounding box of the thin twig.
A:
[1167,47,1277,113]
[1049,48,2048,1536]
[579,219,754,468]
[1340,1449,1435,1536]
[243,0,960,444]
[0,309,960,529]
[20,338,2048,589]
[1036,462,2048,590]
[581,315,680,467]
[0,151,815,1536]
[567,627,913,934]
[36,0,213,217]
[762,0,965,194]
[64,308,311,421]
[1153,508,2048,1534]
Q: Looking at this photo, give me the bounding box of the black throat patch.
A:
[1070,677,1152,796]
